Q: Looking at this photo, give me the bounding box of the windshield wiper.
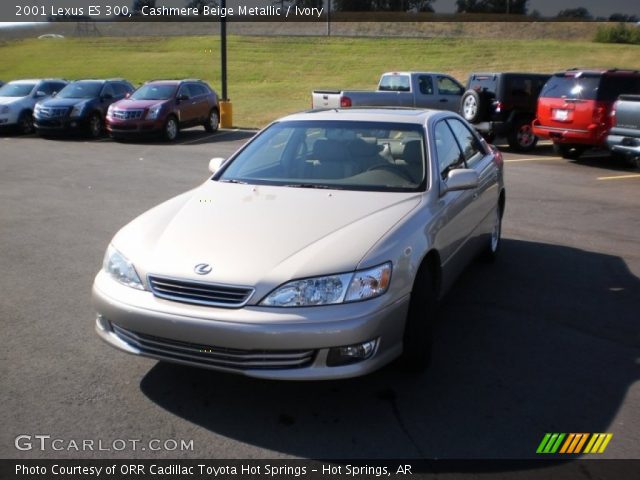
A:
[283,183,340,189]
[218,178,248,184]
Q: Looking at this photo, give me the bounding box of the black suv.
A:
[460,72,550,151]
[34,79,134,138]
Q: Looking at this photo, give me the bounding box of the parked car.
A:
[0,79,67,134]
[93,108,505,380]
[34,79,134,138]
[607,95,640,169]
[533,68,640,159]
[460,72,550,152]
[106,79,219,141]
[312,72,465,112]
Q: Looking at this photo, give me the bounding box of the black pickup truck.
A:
[607,95,640,169]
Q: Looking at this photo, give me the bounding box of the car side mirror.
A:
[34,91,46,98]
[209,157,225,174]
[441,168,479,195]
[177,94,189,102]
[51,91,57,97]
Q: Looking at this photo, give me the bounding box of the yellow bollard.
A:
[219,100,233,129]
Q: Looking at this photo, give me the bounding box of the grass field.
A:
[1,34,640,127]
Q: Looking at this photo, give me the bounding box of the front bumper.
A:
[92,271,409,380]
[34,116,88,133]
[0,111,20,127]
[106,117,164,136]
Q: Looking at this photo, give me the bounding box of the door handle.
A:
[439,99,448,103]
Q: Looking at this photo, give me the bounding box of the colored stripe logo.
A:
[537,433,613,454]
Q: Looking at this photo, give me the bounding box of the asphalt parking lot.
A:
[1,129,639,461]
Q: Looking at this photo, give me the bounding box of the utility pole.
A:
[219,0,232,127]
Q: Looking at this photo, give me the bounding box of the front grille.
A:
[37,107,68,118]
[111,323,316,370]
[148,275,254,308]
[112,109,144,120]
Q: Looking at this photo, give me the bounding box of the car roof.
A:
[279,108,441,124]
[6,79,65,83]
[556,68,640,76]
[144,79,205,85]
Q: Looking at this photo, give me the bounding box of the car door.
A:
[435,75,465,112]
[176,84,198,126]
[431,118,478,291]
[189,83,210,121]
[413,75,438,109]
[99,83,117,115]
[446,117,498,252]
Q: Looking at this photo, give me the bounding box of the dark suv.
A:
[533,69,640,159]
[106,79,219,141]
[34,79,134,138]
[460,72,551,152]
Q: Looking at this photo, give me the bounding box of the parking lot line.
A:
[505,157,563,163]
[597,174,640,181]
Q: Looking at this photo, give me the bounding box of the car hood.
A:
[40,97,91,108]
[0,97,24,106]
[113,181,422,297]
[112,99,166,110]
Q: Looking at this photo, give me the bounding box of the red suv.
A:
[533,69,640,159]
[106,79,219,141]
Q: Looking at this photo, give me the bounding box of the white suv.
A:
[0,79,67,134]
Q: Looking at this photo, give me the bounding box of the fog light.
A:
[326,339,379,367]
[96,314,112,332]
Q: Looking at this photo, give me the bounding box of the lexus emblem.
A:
[194,263,212,275]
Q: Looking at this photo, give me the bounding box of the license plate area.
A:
[552,109,570,121]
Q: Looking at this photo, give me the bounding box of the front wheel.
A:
[204,109,219,133]
[554,143,585,160]
[163,116,179,142]
[508,119,538,152]
[481,204,503,262]
[397,263,438,372]
[88,113,102,138]
[17,110,34,134]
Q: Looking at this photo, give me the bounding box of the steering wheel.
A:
[366,163,415,183]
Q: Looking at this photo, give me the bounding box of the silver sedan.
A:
[93,108,505,380]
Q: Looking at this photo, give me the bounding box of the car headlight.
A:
[146,104,162,120]
[70,105,84,117]
[0,105,9,114]
[261,262,392,307]
[103,245,145,290]
[107,104,115,117]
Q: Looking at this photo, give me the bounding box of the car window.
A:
[467,75,498,96]
[540,74,600,100]
[101,83,115,98]
[38,82,56,95]
[446,118,484,165]
[438,76,463,95]
[218,120,426,192]
[379,74,411,92]
[177,84,192,99]
[0,83,36,97]
[57,81,103,99]
[191,84,208,97]
[112,82,130,97]
[434,121,463,178]
[418,76,434,95]
[598,76,640,101]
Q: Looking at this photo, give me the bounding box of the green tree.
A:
[556,7,592,19]
[456,0,528,14]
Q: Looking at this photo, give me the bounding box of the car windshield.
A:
[0,82,36,97]
[57,81,103,99]
[540,74,600,100]
[217,120,427,192]
[131,84,177,100]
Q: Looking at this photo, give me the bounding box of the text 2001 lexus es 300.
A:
[93,108,505,380]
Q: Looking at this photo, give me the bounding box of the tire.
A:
[460,90,486,123]
[397,261,438,373]
[87,113,102,138]
[630,156,640,170]
[163,116,179,142]
[17,110,34,134]
[204,108,219,133]
[481,202,503,263]
[507,118,538,152]
[553,143,585,160]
